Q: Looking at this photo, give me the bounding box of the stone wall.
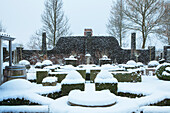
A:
[15,35,155,65]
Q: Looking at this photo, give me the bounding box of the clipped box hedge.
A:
[111,71,141,82]
[90,69,101,83]
[76,69,86,79]
[0,98,39,105]
[95,83,118,94]
[41,91,62,99]
[36,70,49,84]
[156,63,170,81]
[42,82,57,86]
[61,83,84,96]
[49,72,68,83]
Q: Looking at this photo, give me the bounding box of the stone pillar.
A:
[42,32,47,55]
[0,39,3,84]
[131,33,136,60]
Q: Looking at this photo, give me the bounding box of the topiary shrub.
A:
[49,72,68,83]
[61,71,85,96]
[95,70,118,94]
[0,98,39,105]
[156,63,170,81]
[36,69,49,84]
[42,77,57,86]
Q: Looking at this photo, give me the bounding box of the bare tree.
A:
[124,0,165,49]
[27,30,42,50]
[155,1,170,45]
[0,21,6,32]
[42,0,71,47]
[107,0,127,47]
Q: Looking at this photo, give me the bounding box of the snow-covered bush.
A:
[42,77,57,86]
[148,60,159,68]
[126,60,137,66]
[101,64,118,70]
[41,60,53,68]
[136,62,144,67]
[156,63,170,81]
[36,69,49,84]
[126,60,137,69]
[0,79,34,90]
[19,60,31,69]
[61,71,85,84]
[61,71,85,96]
[35,62,42,69]
[95,70,118,94]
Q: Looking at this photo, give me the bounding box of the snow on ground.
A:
[68,90,117,107]
[0,76,170,113]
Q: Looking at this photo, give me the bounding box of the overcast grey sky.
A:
[0,0,112,45]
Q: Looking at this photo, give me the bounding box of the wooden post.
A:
[9,40,12,66]
[0,39,3,84]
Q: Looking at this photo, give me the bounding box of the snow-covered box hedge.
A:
[111,71,141,82]
[19,60,31,69]
[156,63,170,81]
[95,70,118,94]
[42,77,58,86]
[61,71,85,96]
[36,69,49,84]
[148,60,159,68]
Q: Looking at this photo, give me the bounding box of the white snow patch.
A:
[42,60,53,65]
[99,55,111,60]
[42,77,58,83]
[148,60,159,67]
[0,79,35,90]
[65,55,77,60]
[165,67,170,72]
[61,71,85,84]
[140,106,170,113]
[126,60,137,66]
[162,71,170,76]
[95,70,118,83]
[0,106,49,113]
[35,62,42,67]
[101,64,118,70]
[19,60,30,65]
[68,90,117,106]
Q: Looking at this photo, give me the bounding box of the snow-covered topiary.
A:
[42,60,53,66]
[101,64,118,70]
[19,60,30,65]
[61,71,85,84]
[156,63,170,81]
[126,60,137,66]
[148,60,159,68]
[65,55,77,60]
[95,70,118,83]
[0,79,34,90]
[42,77,58,83]
[35,62,42,68]
[42,77,58,86]
[136,62,144,67]
[42,60,53,68]
[19,60,31,69]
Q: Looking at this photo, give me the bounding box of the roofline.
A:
[0,36,15,41]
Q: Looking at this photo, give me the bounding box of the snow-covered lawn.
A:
[0,76,170,113]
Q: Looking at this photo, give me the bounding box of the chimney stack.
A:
[84,29,93,37]
[131,33,136,60]
[42,32,47,55]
